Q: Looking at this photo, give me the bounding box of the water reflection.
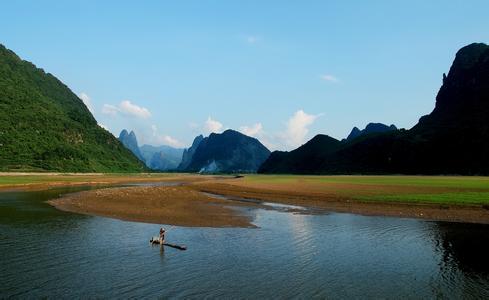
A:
[434,222,489,276]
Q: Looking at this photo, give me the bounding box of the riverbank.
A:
[3,173,489,225]
[0,173,210,191]
[191,175,489,224]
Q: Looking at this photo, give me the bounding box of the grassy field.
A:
[244,174,489,188]
[240,175,489,206]
[2,173,489,206]
[0,173,180,187]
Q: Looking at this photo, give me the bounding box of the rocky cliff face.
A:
[405,42,489,174]
[178,135,204,170]
[417,43,489,128]
[181,130,270,173]
[259,43,489,175]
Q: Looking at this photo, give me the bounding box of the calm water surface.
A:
[1,186,489,298]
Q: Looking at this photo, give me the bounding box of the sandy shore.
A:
[49,185,255,228]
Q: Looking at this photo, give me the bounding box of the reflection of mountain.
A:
[433,222,489,276]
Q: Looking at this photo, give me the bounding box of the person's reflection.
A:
[150,241,165,258]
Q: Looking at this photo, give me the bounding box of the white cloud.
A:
[78,92,93,113]
[259,138,277,151]
[284,110,320,148]
[239,123,263,137]
[237,111,320,151]
[119,100,151,119]
[160,135,184,148]
[320,74,339,83]
[204,116,223,134]
[151,124,184,148]
[239,122,276,149]
[101,100,151,119]
[102,104,119,116]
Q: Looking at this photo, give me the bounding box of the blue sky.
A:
[2,1,488,150]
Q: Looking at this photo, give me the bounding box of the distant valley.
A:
[118,130,184,171]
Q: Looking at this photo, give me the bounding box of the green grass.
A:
[0,176,77,185]
[244,175,489,206]
[0,44,146,172]
[357,192,489,206]
[245,175,489,189]
[0,173,174,186]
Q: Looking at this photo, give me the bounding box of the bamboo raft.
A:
[150,237,187,250]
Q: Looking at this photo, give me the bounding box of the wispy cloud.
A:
[78,92,94,113]
[239,122,277,150]
[188,122,200,130]
[119,100,151,119]
[151,125,184,148]
[203,116,223,134]
[239,123,263,137]
[320,74,339,83]
[102,104,119,116]
[245,35,261,44]
[160,135,184,148]
[101,100,151,119]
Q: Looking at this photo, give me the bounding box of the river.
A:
[1,185,488,298]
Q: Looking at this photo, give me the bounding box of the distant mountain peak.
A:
[118,129,144,162]
[346,123,397,141]
[418,42,489,127]
[181,130,270,173]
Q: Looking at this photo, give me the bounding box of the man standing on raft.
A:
[159,227,165,244]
